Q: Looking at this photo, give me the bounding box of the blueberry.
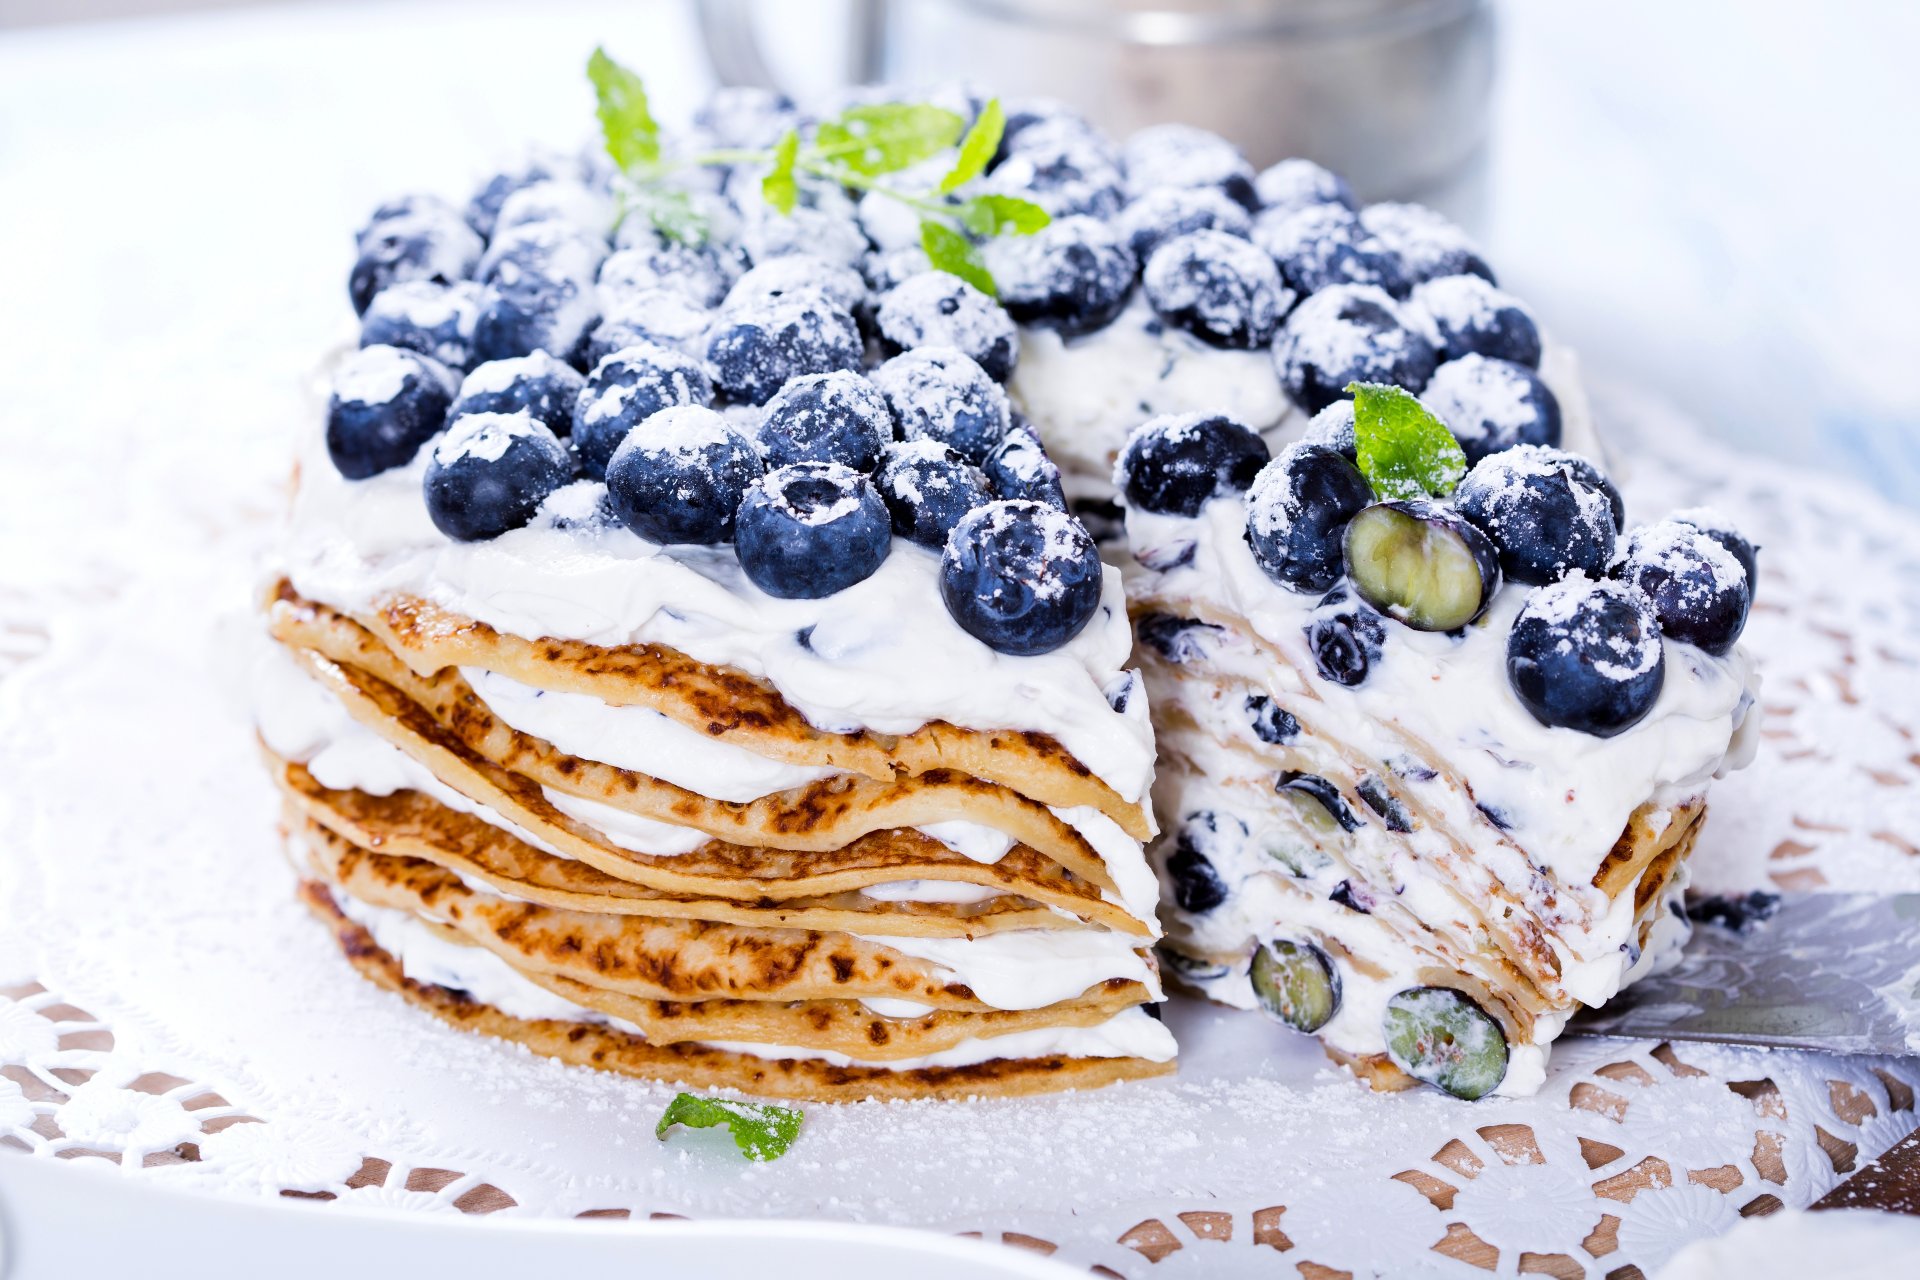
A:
[1251,939,1340,1032]
[1276,771,1361,832]
[491,179,614,241]
[584,289,713,366]
[1361,202,1495,286]
[983,426,1068,509]
[722,254,870,317]
[1685,890,1781,933]
[603,404,763,546]
[871,347,1011,464]
[471,221,606,366]
[1135,613,1222,665]
[874,272,1019,382]
[1253,158,1357,215]
[360,280,483,371]
[1454,446,1617,585]
[1422,354,1562,464]
[739,205,871,271]
[423,412,574,542]
[1116,412,1271,517]
[1272,284,1438,416]
[862,246,934,297]
[1671,507,1760,585]
[1306,583,1387,687]
[357,193,462,244]
[1410,274,1541,367]
[1506,574,1666,736]
[874,439,991,549]
[1382,986,1509,1100]
[1143,230,1294,349]
[464,152,576,239]
[735,462,892,598]
[1344,499,1503,631]
[1561,453,1627,530]
[1114,187,1253,263]
[1122,123,1259,209]
[705,293,863,406]
[1252,202,1407,298]
[1244,443,1374,593]
[1299,400,1358,460]
[1616,520,1752,655]
[598,240,738,310]
[756,370,893,472]
[987,130,1125,220]
[1166,811,1243,913]
[1356,775,1414,832]
[451,352,585,437]
[693,85,798,150]
[349,202,483,317]
[987,216,1137,337]
[1245,693,1300,745]
[325,345,453,480]
[940,500,1104,655]
[572,341,714,479]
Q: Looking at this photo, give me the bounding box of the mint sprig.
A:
[761,128,800,215]
[922,220,997,296]
[1348,381,1468,502]
[815,103,966,176]
[587,46,660,172]
[938,99,1004,194]
[656,1093,803,1161]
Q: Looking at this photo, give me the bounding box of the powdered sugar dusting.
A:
[334,344,439,406]
[432,410,540,466]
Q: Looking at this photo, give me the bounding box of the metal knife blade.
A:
[1568,893,1920,1055]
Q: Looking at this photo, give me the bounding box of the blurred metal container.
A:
[695,0,1495,205]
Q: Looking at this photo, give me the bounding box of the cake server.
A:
[1568,893,1920,1056]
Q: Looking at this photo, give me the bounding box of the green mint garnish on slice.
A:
[761,129,801,215]
[655,1093,803,1161]
[959,192,1050,238]
[937,98,1004,194]
[1347,381,1467,502]
[921,220,998,297]
[813,103,966,177]
[587,46,660,172]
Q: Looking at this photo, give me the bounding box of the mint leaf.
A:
[1348,381,1467,502]
[959,193,1051,238]
[587,46,660,172]
[815,103,965,177]
[656,1093,802,1161]
[762,129,800,215]
[921,220,997,296]
[937,99,1004,195]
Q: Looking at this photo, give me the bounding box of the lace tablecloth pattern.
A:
[1,384,1916,1279]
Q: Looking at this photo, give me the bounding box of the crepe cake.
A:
[257,97,1185,1101]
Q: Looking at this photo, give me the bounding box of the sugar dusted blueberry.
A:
[987,129,1125,221]
[1361,202,1494,286]
[464,151,576,239]
[325,345,453,480]
[1422,354,1562,464]
[1507,574,1666,736]
[599,240,738,311]
[585,289,714,366]
[1671,507,1759,585]
[987,216,1137,337]
[875,439,991,549]
[1344,500,1503,631]
[423,412,574,542]
[1300,400,1358,460]
[941,500,1104,656]
[603,404,763,546]
[360,280,483,371]
[349,201,483,317]
[1165,811,1241,913]
[874,272,1019,382]
[1307,583,1387,687]
[1616,520,1752,655]
[1253,202,1407,298]
[1410,274,1541,367]
[1117,412,1271,517]
[572,341,714,479]
[756,370,894,472]
[1114,187,1252,264]
[872,347,1011,464]
[471,221,606,367]
[492,179,615,241]
[1244,442,1374,593]
[983,426,1067,509]
[706,292,863,406]
[1144,230,1294,349]
[862,246,934,297]
[1454,446,1617,585]
[694,85,797,150]
[1253,158,1356,215]
[1273,284,1438,416]
[739,205,871,271]
[451,352,584,437]
[723,254,870,317]
[1122,123,1258,209]
[736,462,892,599]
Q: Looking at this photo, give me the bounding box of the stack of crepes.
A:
[255,438,1173,1101]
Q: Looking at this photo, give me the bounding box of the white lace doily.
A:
[2,383,1917,1279]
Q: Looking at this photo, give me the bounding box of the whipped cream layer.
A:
[283,421,1155,805]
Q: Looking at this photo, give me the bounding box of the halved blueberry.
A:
[1114,186,1252,263]
[874,439,990,549]
[872,347,1011,464]
[1507,574,1666,736]
[1671,507,1760,586]
[986,215,1137,336]
[360,280,483,371]
[1421,354,1561,464]
[1245,694,1300,745]
[1251,939,1340,1032]
[1272,284,1437,416]
[423,412,574,542]
[736,462,893,599]
[603,404,763,546]
[572,341,714,479]
[1306,584,1387,687]
[1615,520,1752,655]
[1252,158,1356,215]
[1345,500,1502,631]
[756,369,894,472]
[452,352,584,437]
[983,427,1067,509]
[1276,772,1360,832]
[1453,446,1617,585]
[1361,203,1495,286]
[1409,274,1541,367]
[874,272,1019,382]
[1144,229,1294,349]
[705,292,863,406]
[1356,775,1414,832]
[940,500,1104,655]
[1244,443,1374,593]
[349,201,482,317]
[1253,202,1407,298]
[325,345,454,480]
[1382,986,1509,1100]
[1117,412,1271,517]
